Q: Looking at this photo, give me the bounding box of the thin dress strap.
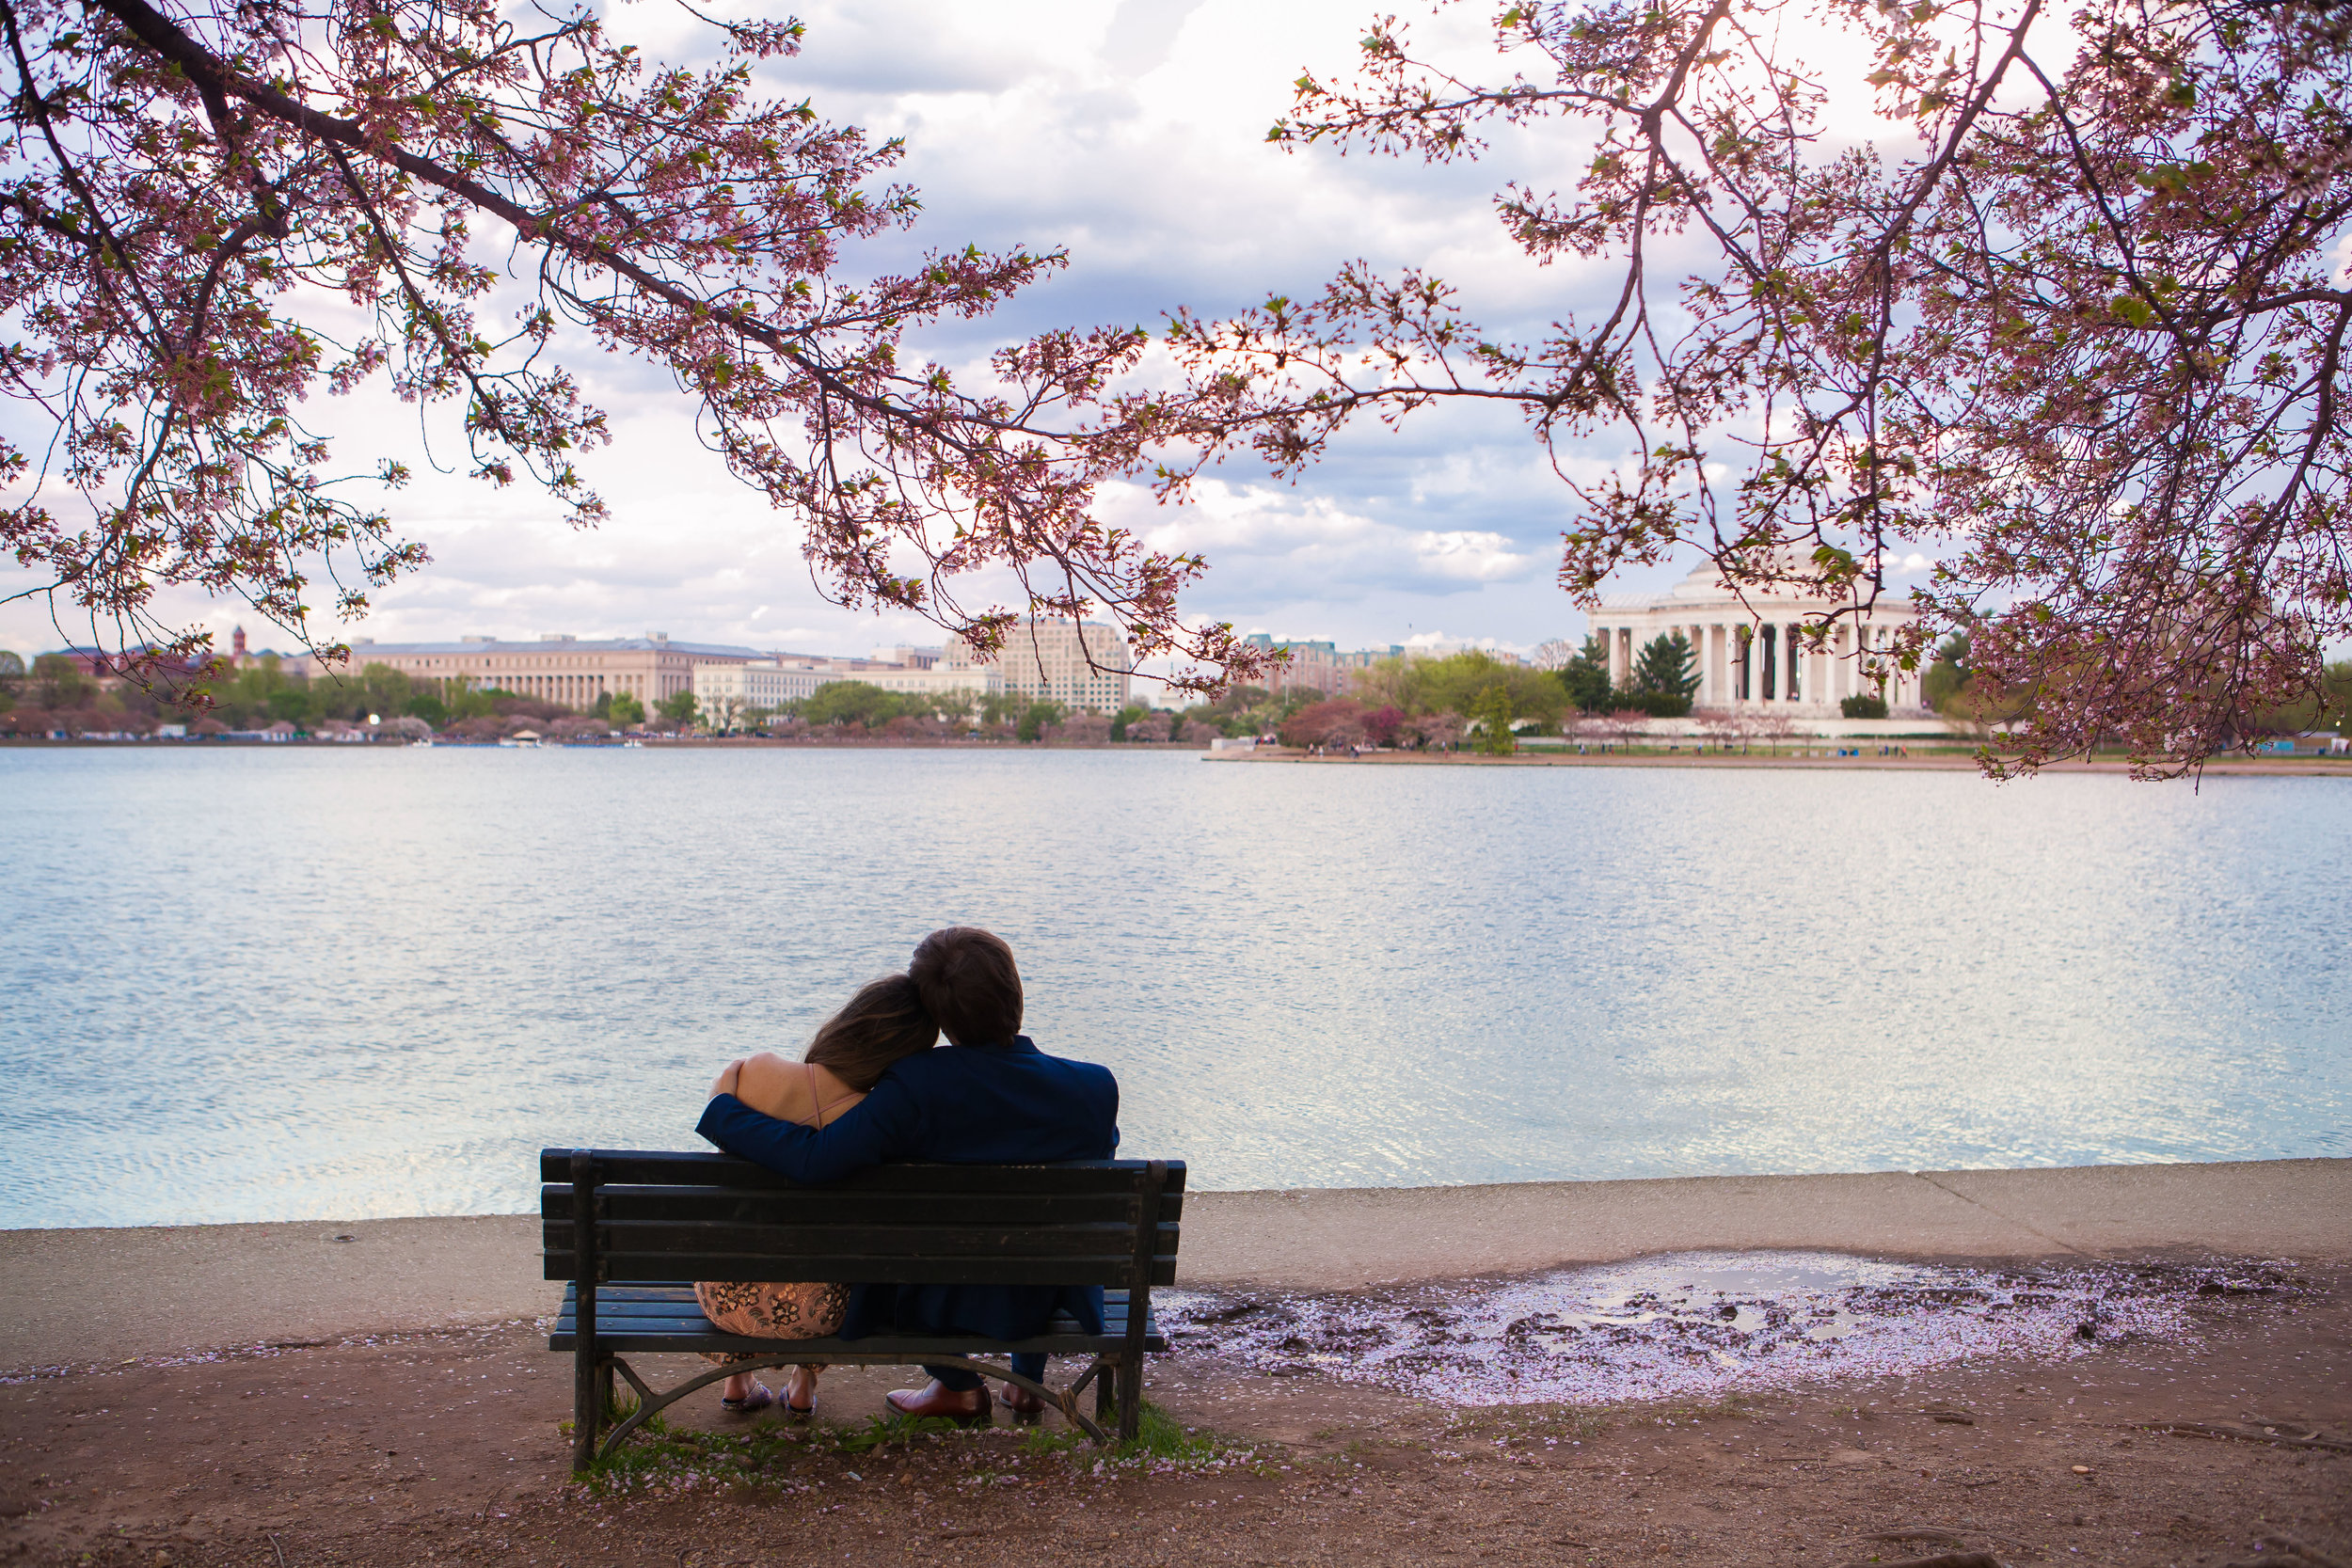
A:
[805,1060,858,1129]
[803,1060,829,1128]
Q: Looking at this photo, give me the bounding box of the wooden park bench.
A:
[543,1148,1183,1465]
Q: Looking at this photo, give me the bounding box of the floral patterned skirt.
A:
[695,1279,850,1370]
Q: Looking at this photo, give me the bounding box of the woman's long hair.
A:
[803,974,938,1091]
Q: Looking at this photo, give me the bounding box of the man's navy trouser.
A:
[926,1352,1044,1392]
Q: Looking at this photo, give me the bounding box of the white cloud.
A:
[1110,478,1539,601]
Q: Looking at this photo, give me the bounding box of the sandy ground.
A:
[5,1261,2344,1568]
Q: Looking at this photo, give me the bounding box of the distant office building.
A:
[341,632,764,708]
[1242,636,1343,697]
[693,660,836,711]
[693,656,1002,712]
[852,664,1003,699]
[942,619,1131,711]
[1239,635,1411,698]
[1587,562,1928,713]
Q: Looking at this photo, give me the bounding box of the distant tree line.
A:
[0,653,654,738]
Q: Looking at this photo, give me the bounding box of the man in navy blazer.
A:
[695,927,1119,1422]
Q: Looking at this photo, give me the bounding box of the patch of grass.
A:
[1019,1420,1089,1459]
[593,1410,969,1476]
[1634,1392,1768,1424]
[1453,1404,1613,1443]
[1021,1400,1261,1474]
[1124,1400,1217,1462]
[830,1412,971,1455]
[578,1399,1251,1495]
[600,1385,643,1428]
[581,1411,996,1495]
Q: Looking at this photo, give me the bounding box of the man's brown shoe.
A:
[885,1380,992,1425]
[1000,1381,1046,1418]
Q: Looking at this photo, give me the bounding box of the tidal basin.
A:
[2,746,2344,1228]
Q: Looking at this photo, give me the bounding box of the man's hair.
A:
[909,927,1023,1046]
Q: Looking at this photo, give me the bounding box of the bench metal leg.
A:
[1095,1357,1115,1425]
[571,1344,599,1471]
[591,1354,1113,1461]
[1117,1358,1141,1443]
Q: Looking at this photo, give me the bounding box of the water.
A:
[1,747,2344,1227]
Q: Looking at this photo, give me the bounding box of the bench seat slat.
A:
[553,1286,1143,1323]
[548,1329,1165,1354]
[539,1150,1187,1195]
[553,1310,1148,1336]
[548,1285,1163,1354]
[555,1316,1146,1341]
[561,1301,1141,1329]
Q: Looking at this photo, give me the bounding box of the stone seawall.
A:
[4,1157,2344,1371]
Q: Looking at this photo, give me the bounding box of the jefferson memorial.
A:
[1589,562,1930,715]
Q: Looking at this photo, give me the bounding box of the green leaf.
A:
[2110,293,2155,327]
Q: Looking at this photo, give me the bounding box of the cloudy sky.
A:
[0,0,1935,676]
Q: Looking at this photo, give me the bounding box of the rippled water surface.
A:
[1,747,2344,1227]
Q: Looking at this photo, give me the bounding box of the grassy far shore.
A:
[7,732,2351,777]
[1231,745,2352,775]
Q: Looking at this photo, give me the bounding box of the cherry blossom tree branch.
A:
[3,0,1276,699]
[1164,0,2351,775]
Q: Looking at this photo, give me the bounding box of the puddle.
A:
[1159,1251,2292,1406]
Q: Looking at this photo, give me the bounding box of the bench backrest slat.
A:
[550,1254,1178,1287]
[539,1150,1184,1290]
[538,1149,1181,1194]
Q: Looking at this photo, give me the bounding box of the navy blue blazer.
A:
[694,1035,1120,1344]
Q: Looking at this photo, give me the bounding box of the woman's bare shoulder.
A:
[732,1052,818,1125]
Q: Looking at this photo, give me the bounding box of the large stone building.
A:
[1587,563,1929,713]
[341,632,763,708]
[942,618,1132,710]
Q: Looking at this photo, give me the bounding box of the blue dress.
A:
[694,1035,1120,1344]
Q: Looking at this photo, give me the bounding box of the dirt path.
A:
[5,1268,2344,1568]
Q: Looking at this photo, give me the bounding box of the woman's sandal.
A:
[784,1371,818,1421]
[720,1380,775,1415]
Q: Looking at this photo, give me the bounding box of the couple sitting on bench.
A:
[693,925,1118,1424]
